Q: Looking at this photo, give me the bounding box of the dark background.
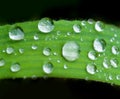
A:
[0,0,120,98]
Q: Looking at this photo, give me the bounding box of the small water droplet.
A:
[19,48,24,54]
[6,46,14,54]
[38,17,54,33]
[53,52,58,56]
[43,62,53,74]
[57,59,60,63]
[34,33,39,40]
[56,31,61,35]
[64,64,68,69]
[67,32,71,36]
[62,41,80,62]
[9,26,24,41]
[43,47,51,56]
[116,75,120,80]
[108,75,113,80]
[111,46,119,55]
[114,34,117,37]
[0,58,5,67]
[95,21,104,32]
[10,63,21,72]
[88,51,97,60]
[87,18,94,24]
[93,38,106,52]
[73,24,81,33]
[110,58,118,68]
[81,20,86,26]
[103,57,110,69]
[86,63,97,75]
[31,44,38,50]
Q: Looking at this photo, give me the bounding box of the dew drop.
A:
[110,58,118,68]
[9,26,24,41]
[43,62,53,74]
[0,58,5,67]
[6,46,14,54]
[103,58,110,69]
[64,64,68,69]
[43,47,51,56]
[31,44,38,50]
[56,31,61,35]
[87,18,94,24]
[34,33,39,40]
[81,20,86,26]
[95,21,104,32]
[86,63,97,75]
[111,46,119,55]
[116,75,120,80]
[67,32,71,36]
[62,41,80,62]
[19,48,24,54]
[73,24,81,33]
[10,63,21,72]
[88,51,97,60]
[93,38,106,52]
[38,17,54,33]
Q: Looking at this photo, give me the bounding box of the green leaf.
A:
[0,18,120,85]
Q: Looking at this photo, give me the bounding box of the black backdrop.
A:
[0,0,120,98]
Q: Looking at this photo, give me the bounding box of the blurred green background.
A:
[0,0,120,98]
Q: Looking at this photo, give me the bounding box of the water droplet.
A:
[95,21,104,32]
[108,75,113,80]
[56,31,61,35]
[88,51,97,60]
[38,17,54,33]
[87,18,94,24]
[103,57,110,69]
[110,58,118,68]
[19,48,24,54]
[57,59,60,63]
[6,46,14,54]
[93,38,106,52]
[64,64,68,69]
[67,32,71,36]
[31,44,38,50]
[10,63,21,72]
[81,20,86,26]
[86,63,97,75]
[34,33,39,40]
[62,41,80,62]
[111,46,119,55]
[43,47,51,56]
[116,75,120,80]
[0,58,5,67]
[53,52,58,56]
[43,62,53,74]
[9,26,24,41]
[73,24,81,33]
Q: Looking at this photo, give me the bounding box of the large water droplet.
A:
[34,33,39,40]
[111,46,119,55]
[6,46,14,54]
[93,38,106,52]
[0,58,5,67]
[88,51,97,60]
[110,58,118,68]
[86,63,97,75]
[38,18,54,33]
[43,62,53,74]
[43,47,51,56]
[95,21,104,32]
[10,63,21,72]
[9,26,24,41]
[62,41,80,62]
[73,24,81,33]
